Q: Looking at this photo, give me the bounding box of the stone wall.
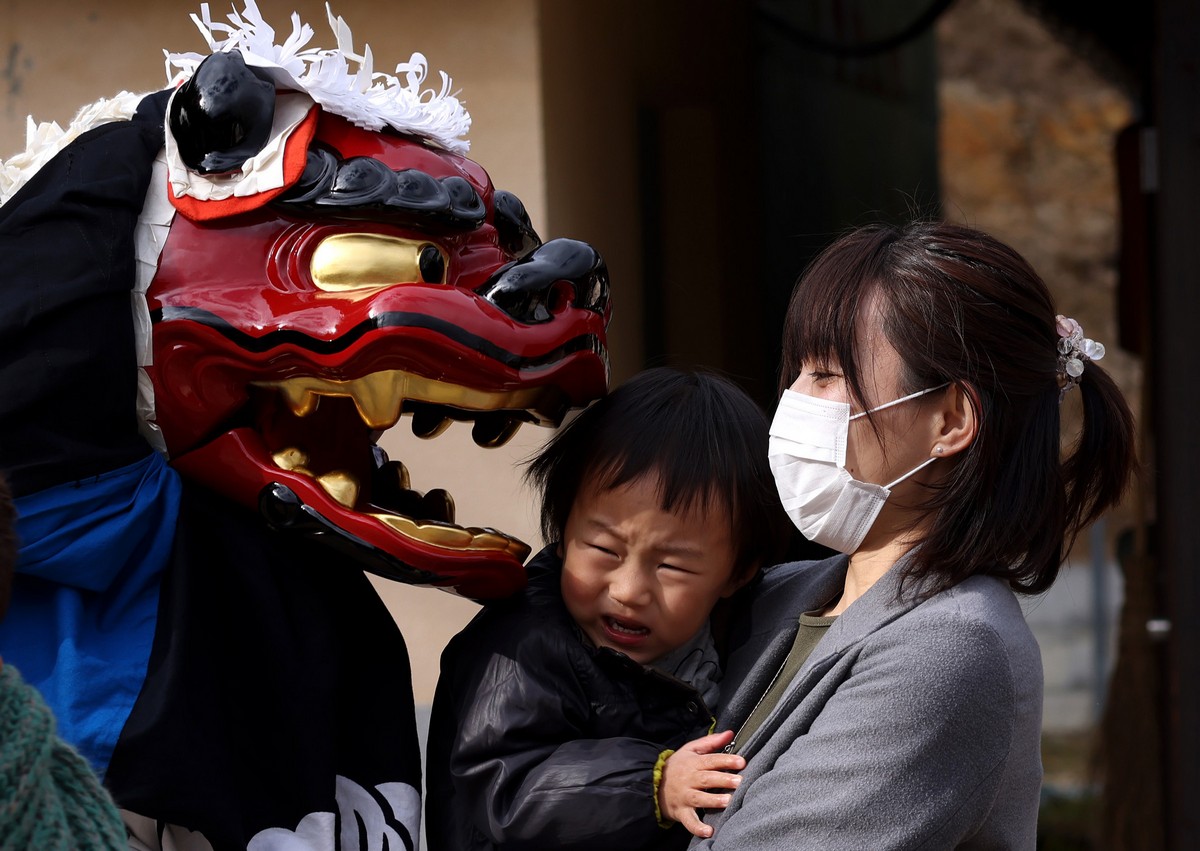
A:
[937,0,1143,733]
[938,0,1138,401]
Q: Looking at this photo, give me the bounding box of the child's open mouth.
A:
[602,615,650,646]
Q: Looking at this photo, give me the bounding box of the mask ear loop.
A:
[848,382,950,421]
[884,455,940,490]
[850,382,950,490]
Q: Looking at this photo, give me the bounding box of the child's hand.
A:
[658,729,745,839]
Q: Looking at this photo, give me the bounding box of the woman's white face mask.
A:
[767,384,946,554]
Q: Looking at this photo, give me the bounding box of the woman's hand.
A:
[658,729,746,838]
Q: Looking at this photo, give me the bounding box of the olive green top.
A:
[731,611,837,753]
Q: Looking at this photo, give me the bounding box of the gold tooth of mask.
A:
[262,445,526,554]
[316,471,360,508]
[272,447,310,471]
[264,373,401,429]
[371,514,473,548]
[369,513,531,559]
[277,383,320,418]
[344,371,405,429]
[254,369,567,430]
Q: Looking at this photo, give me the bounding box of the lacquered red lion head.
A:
[141,7,610,598]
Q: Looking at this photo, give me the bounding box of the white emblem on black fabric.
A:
[125,778,421,851]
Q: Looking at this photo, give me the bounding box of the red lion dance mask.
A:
[0,4,609,845]
[140,5,610,599]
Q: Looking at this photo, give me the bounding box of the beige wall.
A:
[538,0,644,382]
[0,0,579,703]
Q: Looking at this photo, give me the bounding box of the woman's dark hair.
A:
[526,367,791,583]
[0,473,15,621]
[779,221,1135,596]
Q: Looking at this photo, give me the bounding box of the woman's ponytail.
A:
[1061,361,1137,553]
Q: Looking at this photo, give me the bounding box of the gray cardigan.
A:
[691,555,1043,850]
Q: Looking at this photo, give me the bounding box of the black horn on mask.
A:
[169,51,277,175]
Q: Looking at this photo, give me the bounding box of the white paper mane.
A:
[166,0,472,154]
[0,2,472,206]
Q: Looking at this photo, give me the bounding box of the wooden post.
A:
[1154,0,1200,846]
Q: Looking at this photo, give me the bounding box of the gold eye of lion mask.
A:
[310,233,447,292]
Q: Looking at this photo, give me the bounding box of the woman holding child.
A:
[427,219,1134,851]
[692,221,1135,849]
[426,368,789,850]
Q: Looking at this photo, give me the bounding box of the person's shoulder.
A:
[945,574,1042,666]
[444,546,578,662]
[914,575,1035,647]
[884,576,1041,687]
[472,545,565,614]
[721,555,849,652]
[522,545,568,608]
[752,555,848,608]
[761,554,848,583]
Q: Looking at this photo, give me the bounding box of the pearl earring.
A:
[934,446,944,455]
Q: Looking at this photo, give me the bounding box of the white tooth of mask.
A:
[768,384,946,554]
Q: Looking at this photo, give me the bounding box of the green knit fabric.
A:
[0,663,127,850]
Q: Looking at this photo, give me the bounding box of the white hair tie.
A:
[1055,315,1106,399]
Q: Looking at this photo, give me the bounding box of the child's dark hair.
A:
[526,367,790,583]
[0,473,15,621]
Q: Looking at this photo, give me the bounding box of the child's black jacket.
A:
[425,546,713,850]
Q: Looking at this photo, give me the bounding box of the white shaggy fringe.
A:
[0,91,145,207]
[0,1,473,205]
[166,0,472,154]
